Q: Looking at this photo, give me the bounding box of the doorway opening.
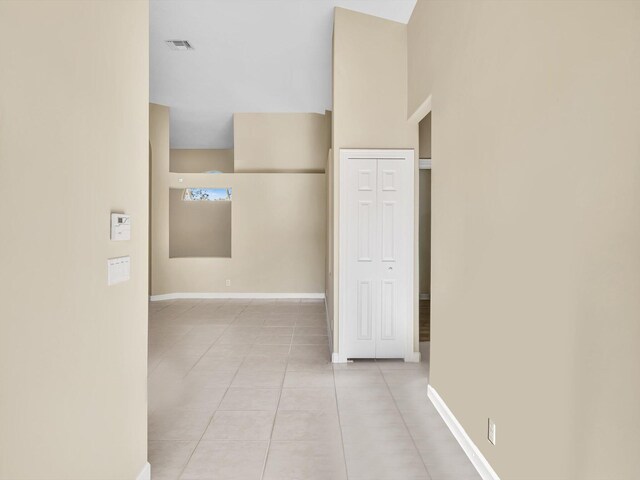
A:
[418,112,432,349]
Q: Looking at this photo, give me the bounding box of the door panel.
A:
[381,201,396,262]
[345,158,378,358]
[357,280,373,340]
[358,168,374,191]
[357,201,374,262]
[380,279,396,340]
[381,169,397,191]
[376,159,409,358]
[342,152,413,360]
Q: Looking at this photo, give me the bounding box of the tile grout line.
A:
[181,300,250,378]
[147,300,201,375]
[259,305,326,479]
[259,321,292,480]
[175,300,252,480]
[378,363,434,480]
[147,301,205,406]
[150,300,329,480]
[147,322,197,377]
[332,363,351,479]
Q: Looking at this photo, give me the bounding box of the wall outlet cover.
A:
[488,418,496,445]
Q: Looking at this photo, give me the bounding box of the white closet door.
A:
[375,159,410,358]
[342,151,413,360]
[344,158,378,358]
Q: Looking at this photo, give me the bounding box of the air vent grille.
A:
[165,40,193,51]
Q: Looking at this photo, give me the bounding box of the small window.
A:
[182,187,232,201]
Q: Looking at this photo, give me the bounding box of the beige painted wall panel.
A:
[0,2,149,478]
[170,148,234,173]
[150,104,171,297]
[152,107,326,294]
[419,114,431,294]
[234,112,331,172]
[408,1,640,478]
[333,9,415,150]
[169,190,232,258]
[419,170,431,294]
[331,7,419,353]
[419,113,431,159]
[152,174,325,294]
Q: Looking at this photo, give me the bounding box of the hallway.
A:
[148,299,479,480]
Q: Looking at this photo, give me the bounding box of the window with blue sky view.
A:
[182,188,232,201]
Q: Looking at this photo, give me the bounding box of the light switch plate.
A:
[110,213,131,241]
[107,256,130,285]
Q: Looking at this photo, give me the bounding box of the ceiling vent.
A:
[165,40,193,51]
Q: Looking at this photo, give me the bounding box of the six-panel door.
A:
[344,155,412,359]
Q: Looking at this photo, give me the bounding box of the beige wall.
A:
[419,170,431,295]
[234,112,331,172]
[150,104,170,297]
[419,113,432,294]
[408,1,640,478]
[419,112,431,159]
[151,106,326,294]
[169,190,232,258]
[170,149,234,173]
[330,7,419,353]
[0,2,148,479]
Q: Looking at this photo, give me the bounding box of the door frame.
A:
[418,158,432,303]
[337,149,415,362]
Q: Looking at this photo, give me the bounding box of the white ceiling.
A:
[150,0,417,149]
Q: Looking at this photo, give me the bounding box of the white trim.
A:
[332,352,348,363]
[136,462,151,480]
[150,292,325,301]
[409,94,432,124]
[324,296,334,354]
[338,149,415,362]
[419,159,432,170]
[420,293,430,300]
[337,148,414,160]
[427,385,501,480]
[404,351,421,363]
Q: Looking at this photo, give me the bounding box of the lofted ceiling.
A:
[150,0,417,149]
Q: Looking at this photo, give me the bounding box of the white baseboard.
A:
[150,292,325,301]
[136,462,150,480]
[420,293,430,300]
[427,385,500,480]
[324,297,334,354]
[404,351,422,363]
[332,352,348,363]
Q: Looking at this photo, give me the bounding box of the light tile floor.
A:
[148,299,480,480]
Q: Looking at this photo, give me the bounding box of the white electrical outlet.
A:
[488,418,497,445]
[225,279,231,287]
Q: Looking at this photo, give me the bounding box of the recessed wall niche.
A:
[169,188,232,258]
